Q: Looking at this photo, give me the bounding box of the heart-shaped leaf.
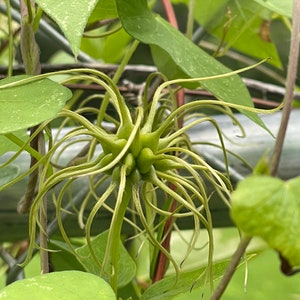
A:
[231,175,300,267]
[0,271,116,300]
[35,0,98,57]
[0,75,72,134]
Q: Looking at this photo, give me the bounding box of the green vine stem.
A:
[270,0,300,177]
[106,170,133,291]
[211,0,300,298]
[186,0,195,39]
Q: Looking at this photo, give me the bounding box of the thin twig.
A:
[270,0,300,176]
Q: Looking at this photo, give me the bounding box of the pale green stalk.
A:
[104,166,132,291]
[186,0,195,39]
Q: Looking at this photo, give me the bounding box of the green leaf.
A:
[231,175,300,267]
[253,151,270,175]
[35,0,98,57]
[0,165,20,187]
[116,0,269,132]
[49,239,86,272]
[0,75,72,134]
[76,230,136,288]
[88,0,118,23]
[81,27,132,63]
[101,28,132,63]
[253,0,293,17]
[142,257,251,300]
[0,271,116,300]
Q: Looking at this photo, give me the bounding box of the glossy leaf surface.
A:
[36,0,98,57]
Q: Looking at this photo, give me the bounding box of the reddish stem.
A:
[153,195,177,282]
[162,0,179,29]
[176,88,185,128]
